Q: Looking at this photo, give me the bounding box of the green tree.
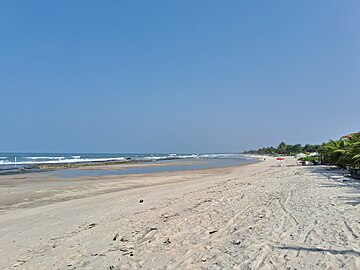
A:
[322,139,353,168]
[277,142,287,155]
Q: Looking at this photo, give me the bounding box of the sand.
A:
[0,157,359,269]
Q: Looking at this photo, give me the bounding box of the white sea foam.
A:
[198,154,242,159]
[0,160,9,164]
[138,153,242,160]
[25,156,65,160]
[0,157,126,166]
[177,154,199,159]
[72,156,81,159]
[142,156,169,160]
[0,157,7,159]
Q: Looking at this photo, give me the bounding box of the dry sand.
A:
[0,157,359,269]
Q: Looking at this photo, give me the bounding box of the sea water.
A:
[0,152,256,175]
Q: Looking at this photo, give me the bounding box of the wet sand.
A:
[0,161,248,213]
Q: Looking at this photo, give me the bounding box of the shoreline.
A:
[0,155,250,176]
[0,159,155,176]
[0,159,259,214]
[0,153,248,175]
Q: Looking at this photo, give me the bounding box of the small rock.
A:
[139,199,144,203]
[209,230,218,234]
[231,240,241,245]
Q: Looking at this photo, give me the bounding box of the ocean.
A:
[0,152,255,175]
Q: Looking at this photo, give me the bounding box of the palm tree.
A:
[322,135,360,169]
[322,139,352,168]
[349,135,360,168]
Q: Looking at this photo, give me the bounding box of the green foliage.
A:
[244,133,360,169]
[303,156,321,163]
[244,143,320,156]
[321,135,360,169]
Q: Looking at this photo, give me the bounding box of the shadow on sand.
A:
[277,245,360,256]
[308,166,360,206]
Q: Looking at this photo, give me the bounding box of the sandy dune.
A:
[0,157,359,269]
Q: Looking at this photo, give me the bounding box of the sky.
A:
[0,1,359,153]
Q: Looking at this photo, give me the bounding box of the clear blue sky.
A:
[1,1,359,153]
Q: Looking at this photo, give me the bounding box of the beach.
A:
[0,157,359,269]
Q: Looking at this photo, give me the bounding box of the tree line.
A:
[244,132,360,169]
[243,142,321,156]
